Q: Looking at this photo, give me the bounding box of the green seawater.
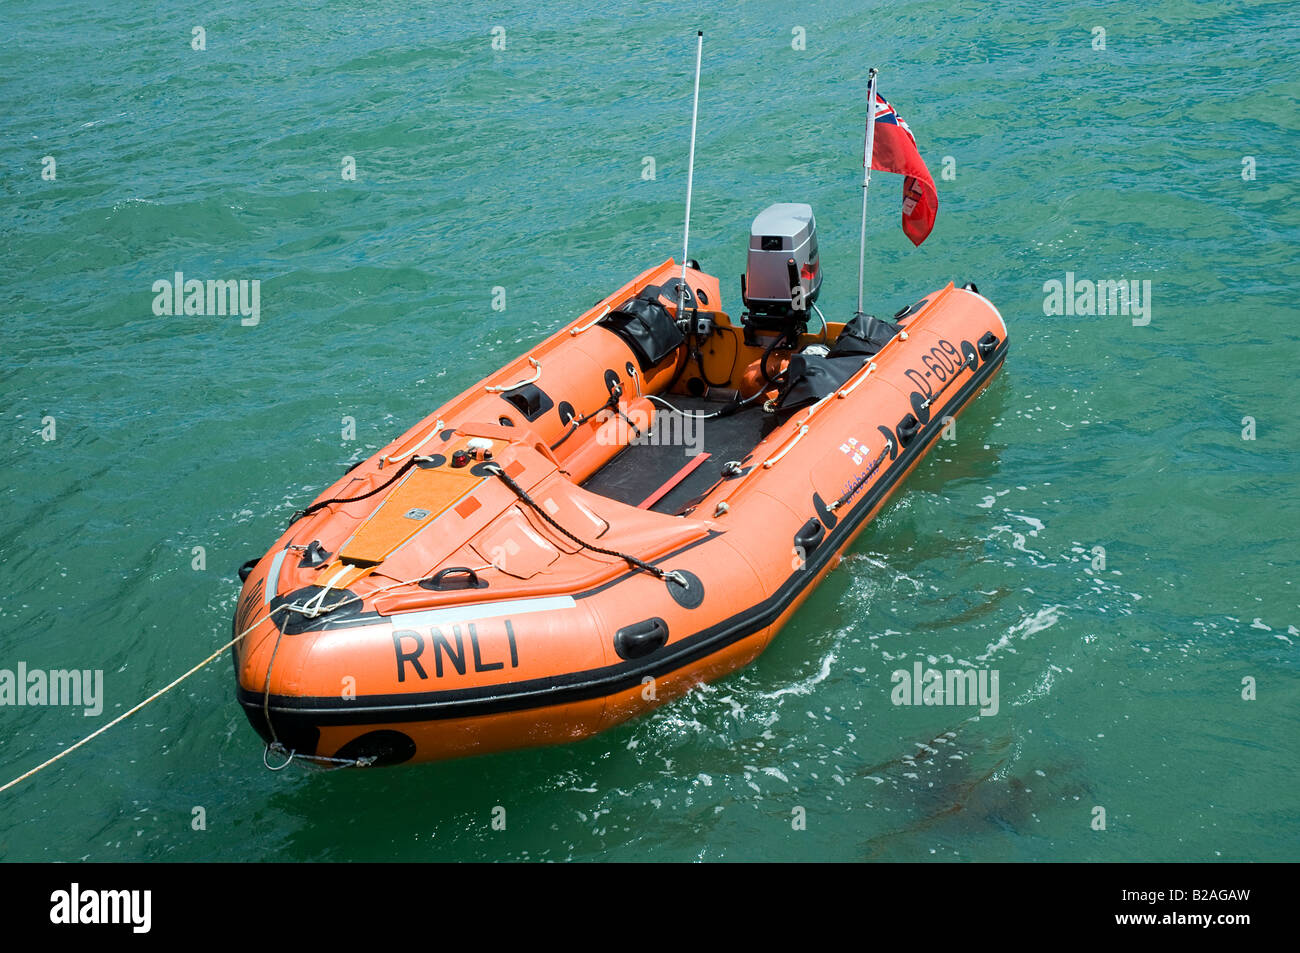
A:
[1,0,1297,862]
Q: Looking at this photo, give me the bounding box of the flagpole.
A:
[857,66,879,317]
[680,30,704,309]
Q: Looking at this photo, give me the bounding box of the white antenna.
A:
[680,30,704,308]
[856,66,879,317]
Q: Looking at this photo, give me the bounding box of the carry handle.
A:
[420,567,488,591]
[485,358,541,393]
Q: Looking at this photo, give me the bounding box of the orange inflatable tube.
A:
[232,257,1008,766]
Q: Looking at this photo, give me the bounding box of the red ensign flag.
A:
[866,90,938,246]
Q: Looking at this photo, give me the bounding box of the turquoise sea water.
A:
[1,0,1297,861]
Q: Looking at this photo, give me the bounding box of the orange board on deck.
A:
[338,464,484,565]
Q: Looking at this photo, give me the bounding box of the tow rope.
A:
[0,570,464,793]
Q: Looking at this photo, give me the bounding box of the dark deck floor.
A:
[581,396,776,515]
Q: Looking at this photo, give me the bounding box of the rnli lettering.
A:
[393,620,520,682]
[470,624,503,672]
[431,627,466,677]
[393,630,428,682]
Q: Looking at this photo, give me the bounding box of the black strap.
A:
[290,458,419,525]
[550,381,641,452]
[484,463,681,586]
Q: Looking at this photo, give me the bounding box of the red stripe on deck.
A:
[637,453,712,509]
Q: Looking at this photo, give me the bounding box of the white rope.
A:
[646,394,720,419]
[381,419,443,467]
[0,612,276,796]
[0,570,456,795]
[568,306,611,336]
[297,565,349,618]
[484,358,541,393]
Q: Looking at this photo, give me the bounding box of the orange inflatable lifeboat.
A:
[231,200,1008,767]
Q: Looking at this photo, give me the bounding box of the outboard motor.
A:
[741,203,822,342]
